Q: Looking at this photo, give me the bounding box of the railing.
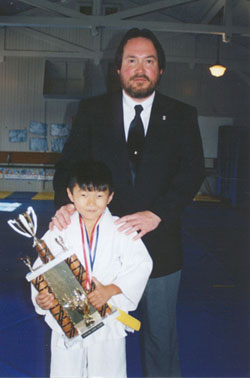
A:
[0,152,60,166]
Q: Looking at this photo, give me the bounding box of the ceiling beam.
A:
[199,0,229,43]
[91,0,102,64]
[200,0,224,24]
[106,0,199,19]
[0,28,4,63]
[19,0,200,21]
[0,49,98,59]
[223,0,232,42]
[18,0,89,19]
[0,16,249,37]
[12,27,93,53]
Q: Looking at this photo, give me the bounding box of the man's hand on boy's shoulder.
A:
[49,203,76,231]
[88,277,121,311]
[115,211,161,240]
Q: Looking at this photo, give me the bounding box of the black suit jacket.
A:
[54,91,204,277]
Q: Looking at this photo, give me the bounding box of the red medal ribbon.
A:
[79,214,101,291]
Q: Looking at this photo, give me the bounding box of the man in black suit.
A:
[52,28,204,377]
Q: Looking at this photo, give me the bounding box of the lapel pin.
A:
[162,115,166,120]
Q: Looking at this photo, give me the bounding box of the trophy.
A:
[8,207,140,344]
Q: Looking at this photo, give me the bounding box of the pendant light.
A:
[209,36,227,77]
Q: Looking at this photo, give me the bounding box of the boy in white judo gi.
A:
[31,160,152,378]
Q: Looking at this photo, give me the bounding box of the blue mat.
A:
[0,197,249,377]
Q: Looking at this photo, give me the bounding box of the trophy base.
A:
[80,321,104,338]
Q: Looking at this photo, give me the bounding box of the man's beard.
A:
[119,74,161,99]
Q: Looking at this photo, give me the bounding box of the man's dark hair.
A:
[67,160,113,194]
[114,28,165,71]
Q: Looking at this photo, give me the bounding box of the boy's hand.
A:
[36,292,55,310]
[49,204,76,231]
[87,277,121,311]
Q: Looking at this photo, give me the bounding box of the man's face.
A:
[117,37,163,100]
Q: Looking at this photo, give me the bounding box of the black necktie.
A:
[127,105,144,185]
[127,104,144,165]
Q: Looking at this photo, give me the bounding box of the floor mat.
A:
[0,196,249,378]
[0,191,12,199]
[32,192,54,200]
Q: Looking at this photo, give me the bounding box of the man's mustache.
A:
[130,74,150,82]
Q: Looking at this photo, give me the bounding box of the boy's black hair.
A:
[67,160,114,193]
[114,28,165,71]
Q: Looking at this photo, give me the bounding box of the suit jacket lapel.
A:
[109,92,132,179]
[110,92,126,146]
[135,92,176,187]
[145,91,173,149]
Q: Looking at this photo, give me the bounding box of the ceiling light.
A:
[209,36,227,77]
[209,64,226,77]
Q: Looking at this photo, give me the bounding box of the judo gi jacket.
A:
[31,208,152,348]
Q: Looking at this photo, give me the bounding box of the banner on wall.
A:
[0,167,54,181]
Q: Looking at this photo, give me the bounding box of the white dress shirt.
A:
[122,90,155,140]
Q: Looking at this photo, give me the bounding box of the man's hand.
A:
[36,292,55,310]
[115,210,161,240]
[49,203,76,231]
[87,277,121,311]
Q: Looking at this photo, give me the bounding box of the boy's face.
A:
[67,184,113,224]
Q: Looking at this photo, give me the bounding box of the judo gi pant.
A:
[138,270,181,378]
[50,333,127,378]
